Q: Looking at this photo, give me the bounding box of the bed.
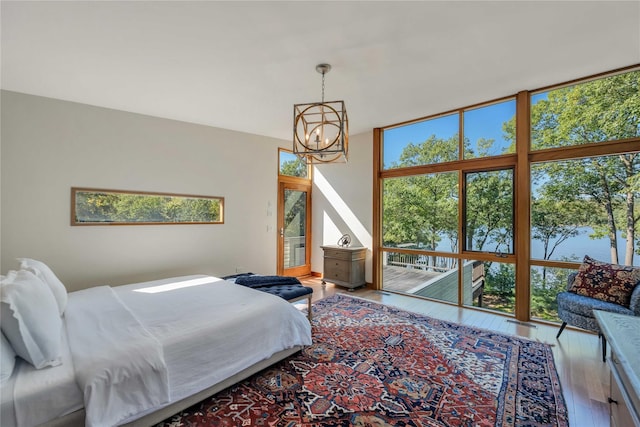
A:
[0,260,312,427]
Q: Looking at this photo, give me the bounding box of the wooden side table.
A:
[321,245,366,290]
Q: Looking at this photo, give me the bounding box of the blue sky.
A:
[382,98,518,167]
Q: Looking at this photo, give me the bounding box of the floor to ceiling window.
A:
[528,70,640,322]
[374,65,640,322]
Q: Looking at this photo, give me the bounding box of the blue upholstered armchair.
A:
[556,272,640,361]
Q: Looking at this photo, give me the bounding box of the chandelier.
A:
[293,64,348,164]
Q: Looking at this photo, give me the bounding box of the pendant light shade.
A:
[293,64,348,164]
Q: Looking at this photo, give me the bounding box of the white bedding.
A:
[8,325,83,427]
[6,275,312,427]
[114,275,312,417]
[65,286,170,427]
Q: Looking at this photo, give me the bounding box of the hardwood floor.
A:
[299,277,611,427]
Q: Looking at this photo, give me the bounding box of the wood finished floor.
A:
[299,277,610,427]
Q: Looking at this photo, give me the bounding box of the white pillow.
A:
[1,270,63,369]
[18,258,67,316]
[1,331,17,384]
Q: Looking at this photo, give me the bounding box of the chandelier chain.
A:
[321,71,325,103]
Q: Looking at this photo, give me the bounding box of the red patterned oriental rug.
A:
[157,294,569,427]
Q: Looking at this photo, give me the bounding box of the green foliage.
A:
[529,71,640,265]
[284,189,306,237]
[465,170,513,252]
[383,134,460,250]
[74,192,119,222]
[383,172,458,251]
[531,72,640,148]
[281,157,308,177]
[480,263,515,314]
[484,263,515,298]
[475,137,498,157]
[279,156,309,237]
[394,134,459,167]
[530,264,573,321]
[530,185,591,261]
[75,191,221,223]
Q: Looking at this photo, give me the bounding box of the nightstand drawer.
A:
[326,257,350,271]
[321,245,367,289]
[326,264,350,282]
[323,248,353,260]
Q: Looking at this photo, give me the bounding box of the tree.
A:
[383,135,459,254]
[76,191,221,223]
[505,71,640,266]
[74,191,119,222]
[531,196,585,261]
[281,157,308,177]
[531,72,640,265]
[530,264,573,320]
[465,170,513,253]
[114,194,164,222]
[382,70,638,319]
[284,189,306,237]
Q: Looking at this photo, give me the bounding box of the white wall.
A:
[311,131,373,283]
[1,91,286,291]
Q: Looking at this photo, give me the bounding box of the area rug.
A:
[156,294,568,426]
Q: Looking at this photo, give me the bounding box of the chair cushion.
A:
[569,255,640,308]
[557,291,634,318]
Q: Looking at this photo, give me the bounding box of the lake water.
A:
[530,227,637,266]
[434,227,638,266]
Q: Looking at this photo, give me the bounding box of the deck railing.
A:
[384,252,457,272]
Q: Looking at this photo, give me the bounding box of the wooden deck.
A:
[300,276,611,427]
[381,265,442,293]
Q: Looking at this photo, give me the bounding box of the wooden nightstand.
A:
[321,245,366,290]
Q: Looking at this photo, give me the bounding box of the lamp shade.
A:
[293,64,348,164]
[293,99,348,164]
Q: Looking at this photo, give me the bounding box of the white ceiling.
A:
[2,1,639,141]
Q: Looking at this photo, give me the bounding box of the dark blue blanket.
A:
[234,275,301,288]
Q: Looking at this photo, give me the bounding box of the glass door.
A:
[277,181,311,276]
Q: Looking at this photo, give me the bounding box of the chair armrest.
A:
[566,272,578,291]
[629,282,640,316]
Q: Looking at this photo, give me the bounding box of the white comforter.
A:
[65,286,169,427]
[26,275,312,427]
[114,275,312,411]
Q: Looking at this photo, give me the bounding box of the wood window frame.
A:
[277,148,313,276]
[373,64,640,322]
[71,187,224,226]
